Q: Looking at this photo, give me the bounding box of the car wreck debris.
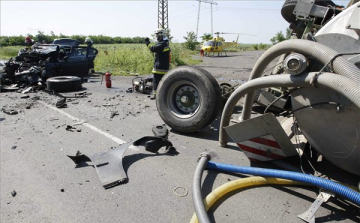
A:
[67,136,176,189]
[110,111,119,119]
[11,190,17,197]
[47,76,82,93]
[56,98,67,108]
[2,107,18,115]
[21,87,33,94]
[65,125,81,132]
[0,43,98,88]
[132,76,153,94]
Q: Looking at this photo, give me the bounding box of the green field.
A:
[0,43,269,75]
[94,43,202,75]
[0,44,201,76]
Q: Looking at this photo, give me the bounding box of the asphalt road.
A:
[1,51,359,223]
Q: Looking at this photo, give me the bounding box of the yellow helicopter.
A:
[201,32,254,57]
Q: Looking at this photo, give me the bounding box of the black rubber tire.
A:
[46,76,82,92]
[281,0,337,24]
[156,66,220,133]
[194,66,222,126]
[281,0,298,24]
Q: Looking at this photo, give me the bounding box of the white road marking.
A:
[39,100,126,144]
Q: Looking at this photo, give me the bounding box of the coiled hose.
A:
[189,176,307,223]
[192,155,360,223]
[219,72,360,146]
[207,161,360,206]
[240,39,360,123]
[192,153,212,223]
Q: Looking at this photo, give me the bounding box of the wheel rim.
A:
[167,81,201,119]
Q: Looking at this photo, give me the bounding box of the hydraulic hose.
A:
[189,177,307,223]
[206,161,360,206]
[193,153,211,223]
[219,72,360,146]
[240,40,360,122]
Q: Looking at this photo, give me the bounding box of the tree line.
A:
[0,31,147,46]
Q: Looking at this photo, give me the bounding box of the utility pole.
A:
[196,0,217,40]
[158,0,169,29]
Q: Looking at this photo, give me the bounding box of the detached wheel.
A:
[194,66,222,126]
[156,66,221,133]
[46,76,82,92]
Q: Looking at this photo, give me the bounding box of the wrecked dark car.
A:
[0,44,98,86]
[52,38,80,47]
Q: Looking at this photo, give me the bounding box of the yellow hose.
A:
[189,177,307,223]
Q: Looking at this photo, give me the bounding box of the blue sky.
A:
[0,0,349,43]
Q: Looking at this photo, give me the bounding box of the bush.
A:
[183,31,199,51]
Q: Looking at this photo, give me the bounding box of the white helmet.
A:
[154,28,166,37]
[85,37,93,44]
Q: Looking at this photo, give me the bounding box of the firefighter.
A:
[145,28,170,99]
[85,37,93,47]
[85,37,95,73]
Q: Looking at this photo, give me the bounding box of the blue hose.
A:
[207,161,360,206]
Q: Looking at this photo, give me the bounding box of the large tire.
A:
[46,76,82,92]
[194,67,222,126]
[156,66,221,133]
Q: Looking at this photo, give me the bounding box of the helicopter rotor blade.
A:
[217,32,256,36]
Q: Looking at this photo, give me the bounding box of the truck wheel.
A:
[194,67,222,126]
[47,76,82,92]
[156,66,221,133]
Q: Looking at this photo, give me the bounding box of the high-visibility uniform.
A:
[148,40,170,92]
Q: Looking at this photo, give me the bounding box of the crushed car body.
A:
[0,42,98,87]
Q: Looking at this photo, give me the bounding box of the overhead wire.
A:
[100,4,197,33]
[108,8,208,35]
[13,2,50,19]
[215,6,279,12]
[2,1,32,17]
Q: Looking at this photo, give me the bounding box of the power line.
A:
[3,1,32,17]
[215,6,279,12]
[196,0,217,40]
[99,4,196,34]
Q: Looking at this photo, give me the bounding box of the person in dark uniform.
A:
[85,37,95,73]
[145,28,170,99]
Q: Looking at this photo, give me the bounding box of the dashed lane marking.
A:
[39,100,126,145]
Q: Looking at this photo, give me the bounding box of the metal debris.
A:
[56,98,67,108]
[21,87,33,94]
[66,125,76,132]
[68,136,176,189]
[110,111,119,119]
[2,107,18,115]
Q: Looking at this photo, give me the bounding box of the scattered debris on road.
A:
[173,186,188,197]
[11,190,17,197]
[2,107,19,115]
[65,125,81,132]
[110,111,119,119]
[68,125,177,189]
[56,98,67,108]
